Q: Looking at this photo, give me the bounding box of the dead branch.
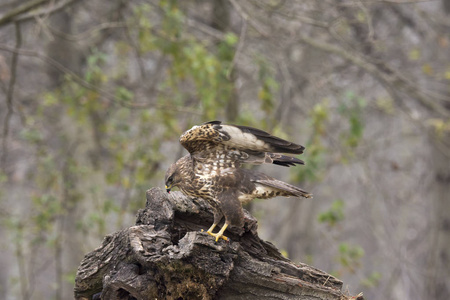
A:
[74,187,361,300]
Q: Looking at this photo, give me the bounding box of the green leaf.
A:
[318,199,345,226]
[224,32,238,46]
[361,271,382,288]
[115,87,134,102]
[408,49,420,61]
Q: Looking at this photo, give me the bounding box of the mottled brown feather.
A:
[165,121,312,239]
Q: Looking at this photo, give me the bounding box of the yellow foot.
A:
[202,223,229,242]
[208,230,229,242]
[201,229,229,242]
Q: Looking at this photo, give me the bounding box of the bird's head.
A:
[164,162,182,193]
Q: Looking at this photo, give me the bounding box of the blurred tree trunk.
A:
[46,10,81,86]
[428,142,450,299]
[443,0,450,13]
[211,0,238,122]
[45,9,82,300]
[426,3,450,298]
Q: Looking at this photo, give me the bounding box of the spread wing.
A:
[180,121,305,167]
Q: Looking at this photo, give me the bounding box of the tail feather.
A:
[269,153,304,167]
[255,179,312,199]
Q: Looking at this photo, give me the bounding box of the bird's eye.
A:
[167,176,173,184]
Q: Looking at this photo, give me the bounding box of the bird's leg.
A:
[201,210,228,241]
[205,223,217,234]
[201,223,228,241]
[203,222,229,242]
[212,223,229,242]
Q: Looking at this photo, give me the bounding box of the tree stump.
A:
[74,187,362,300]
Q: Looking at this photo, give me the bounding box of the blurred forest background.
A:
[0,0,449,299]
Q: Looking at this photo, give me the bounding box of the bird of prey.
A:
[165,121,312,242]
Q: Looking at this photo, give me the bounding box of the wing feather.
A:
[213,123,304,154]
[231,125,304,154]
[180,121,305,168]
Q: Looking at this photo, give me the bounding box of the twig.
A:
[15,221,30,300]
[16,0,80,23]
[249,0,329,28]
[228,0,269,37]
[356,0,375,43]
[0,1,19,10]
[1,22,21,169]
[186,18,225,41]
[226,20,247,80]
[323,275,331,286]
[296,34,450,118]
[340,0,435,6]
[0,43,150,109]
[47,21,127,42]
[0,0,50,27]
[0,44,203,114]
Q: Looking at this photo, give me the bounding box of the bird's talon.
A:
[215,235,228,242]
[204,230,228,242]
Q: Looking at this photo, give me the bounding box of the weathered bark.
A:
[74,187,361,300]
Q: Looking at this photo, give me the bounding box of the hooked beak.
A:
[165,185,171,193]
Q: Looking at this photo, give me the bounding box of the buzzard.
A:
[165,121,312,242]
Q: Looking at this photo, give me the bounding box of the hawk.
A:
[165,121,312,242]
